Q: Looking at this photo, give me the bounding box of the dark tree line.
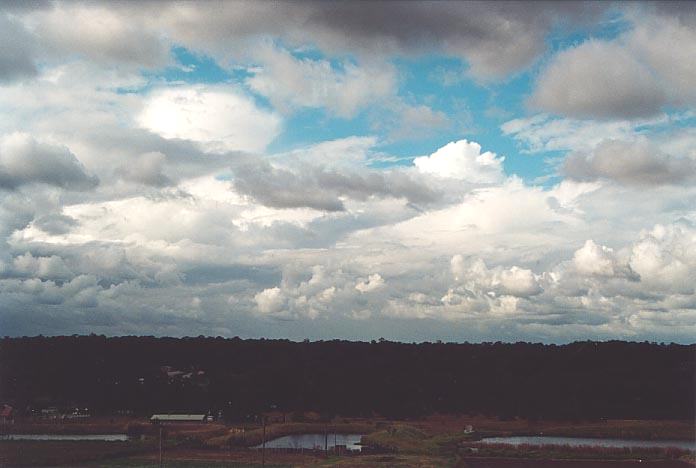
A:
[0,336,693,421]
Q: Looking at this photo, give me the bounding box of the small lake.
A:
[254,433,363,451]
[480,436,696,451]
[3,434,129,441]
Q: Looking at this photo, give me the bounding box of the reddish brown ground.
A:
[409,414,694,440]
[137,447,325,465]
[459,459,694,468]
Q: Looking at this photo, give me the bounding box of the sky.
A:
[1,1,695,343]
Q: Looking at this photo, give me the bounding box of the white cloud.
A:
[355,273,385,293]
[138,86,282,153]
[629,223,696,294]
[496,267,541,297]
[451,256,541,298]
[254,287,286,315]
[12,252,73,280]
[573,240,619,277]
[501,114,649,154]
[26,3,170,68]
[414,140,504,183]
[0,274,100,308]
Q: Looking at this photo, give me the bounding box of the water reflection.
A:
[254,433,363,451]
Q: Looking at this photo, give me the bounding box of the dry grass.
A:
[406,415,695,441]
[0,440,153,466]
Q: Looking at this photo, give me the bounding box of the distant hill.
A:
[1,336,693,420]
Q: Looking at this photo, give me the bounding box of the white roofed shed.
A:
[150,414,206,423]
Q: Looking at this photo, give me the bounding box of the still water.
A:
[4,434,129,441]
[481,436,696,451]
[254,433,363,451]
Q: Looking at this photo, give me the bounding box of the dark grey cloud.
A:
[638,1,696,25]
[293,1,604,78]
[530,5,696,120]
[530,41,667,119]
[10,1,605,80]
[0,133,98,191]
[34,213,79,235]
[233,159,439,211]
[79,125,242,184]
[563,139,696,186]
[0,14,38,83]
[115,152,173,187]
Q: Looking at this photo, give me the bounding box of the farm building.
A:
[1,404,13,424]
[150,414,207,423]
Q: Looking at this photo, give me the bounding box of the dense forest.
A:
[0,336,693,421]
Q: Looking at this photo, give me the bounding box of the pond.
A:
[480,436,696,451]
[253,433,363,451]
[2,434,129,441]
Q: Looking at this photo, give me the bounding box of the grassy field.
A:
[0,440,154,467]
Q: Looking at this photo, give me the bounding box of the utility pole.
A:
[158,424,163,468]
[261,416,266,467]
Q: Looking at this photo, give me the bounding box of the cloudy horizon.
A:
[1,1,695,343]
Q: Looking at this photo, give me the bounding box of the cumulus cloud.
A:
[572,240,621,277]
[254,287,286,315]
[234,161,345,212]
[12,252,74,281]
[2,2,696,343]
[106,1,603,80]
[413,140,504,183]
[33,214,79,235]
[564,139,696,186]
[628,11,696,107]
[247,45,395,117]
[233,158,440,212]
[0,274,100,308]
[530,12,696,119]
[451,256,542,298]
[138,86,282,154]
[115,152,172,187]
[0,133,98,190]
[628,223,696,294]
[252,265,373,320]
[27,3,170,68]
[0,14,38,82]
[530,41,666,119]
[355,273,384,293]
[7,1,608,82]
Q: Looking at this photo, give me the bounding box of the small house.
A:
[150,414,207,424]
